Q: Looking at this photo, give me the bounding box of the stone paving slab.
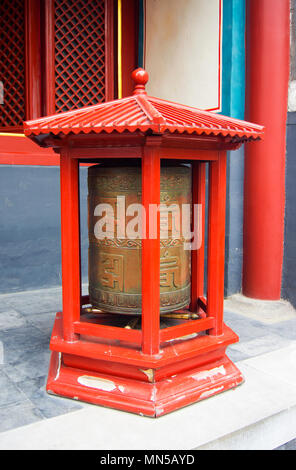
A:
[0,286,295,439]
[0,402,44,434]
[0,310,27,331]
[225,294,296,324]
[229,334,295,358]
[1,344,296,449]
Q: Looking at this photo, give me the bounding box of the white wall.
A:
[145,0,222,111]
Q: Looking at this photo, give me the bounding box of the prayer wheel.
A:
[88,160,191,314]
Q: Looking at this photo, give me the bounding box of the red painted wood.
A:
[62,353,153,382]
[60,150,81,342]
[73,321,142,345]
[50,313,239,368]
[47,349,244,417]
[70,147,220,160]
[159,317,214,343]
[105,0,115,101]
[190,162,206,314]
[141,142,160,355]
[0,135,58,165]
[121,0,139,97]
[154,347,227,382]
[62,347,229,383]
[243,0,289,300]
[160,148,218,160]
[25,0,42,120]
[207,151,227,336]
[70,146,142,159]
[43,0,55,115]
[0,0,26,131]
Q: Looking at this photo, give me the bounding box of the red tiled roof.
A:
[24,69,264,142]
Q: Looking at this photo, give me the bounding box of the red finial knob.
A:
[132,68,149,95]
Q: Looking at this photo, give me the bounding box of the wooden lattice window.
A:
[0,0,114,133]
[54,0,107,112]
[0,0,26,131]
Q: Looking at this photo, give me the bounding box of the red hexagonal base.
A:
[47,315,244,417]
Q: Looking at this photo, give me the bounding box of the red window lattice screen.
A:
[54,0,106,113]
[0,0,26,129]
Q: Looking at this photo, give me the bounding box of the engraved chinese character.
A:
[99,253,124,291]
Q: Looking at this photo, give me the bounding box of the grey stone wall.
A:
[225,147,244,296]
[282,1,296,308]
[0,165,88,294]
[282,112,296,308]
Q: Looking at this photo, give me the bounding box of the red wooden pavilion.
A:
[24,68,264,417]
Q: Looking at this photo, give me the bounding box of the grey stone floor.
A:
[0,288,82,433]
[0,286,296,440]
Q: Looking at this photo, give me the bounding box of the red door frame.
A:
[0,0,117,166]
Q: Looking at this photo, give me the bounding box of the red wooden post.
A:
[105,0,115,101]
[25,0,42,120]
[44,0,56,115]
[141,141,160,355]
[190,161,206,314]
[243,0,289,299]
[207,152,227,336]
[60,149,81,342]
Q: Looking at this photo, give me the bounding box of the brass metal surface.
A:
[88,161,191,314]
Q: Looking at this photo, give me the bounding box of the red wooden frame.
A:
[43,0,55,116]
[0,0,26,132]
[23,68,263,416]
[121,0,139,97]
[25,0,42,121]
[190,161,206,315]
[141,140,161,354]
[208,151,227,335]
[57,140,223,350]
[43,134,244,416]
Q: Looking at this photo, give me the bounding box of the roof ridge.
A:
[135,94,166,133]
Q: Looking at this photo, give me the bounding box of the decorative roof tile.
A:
[24,69,264,142]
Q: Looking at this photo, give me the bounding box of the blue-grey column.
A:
[222,0,246,295]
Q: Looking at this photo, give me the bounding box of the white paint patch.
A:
[151,388,157,402]
[199,386,224,399]
[118,386,125,393]
[176,395,187,402]
[288,80,296,112]
[77,375,116,392]
[155,407,164,416]
[192,365,226,382]
[54,352,62,381]
[177,333,198,341]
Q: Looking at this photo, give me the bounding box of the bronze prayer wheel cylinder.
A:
[88,161,192,314]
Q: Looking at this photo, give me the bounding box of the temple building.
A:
[1,0,296,450]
